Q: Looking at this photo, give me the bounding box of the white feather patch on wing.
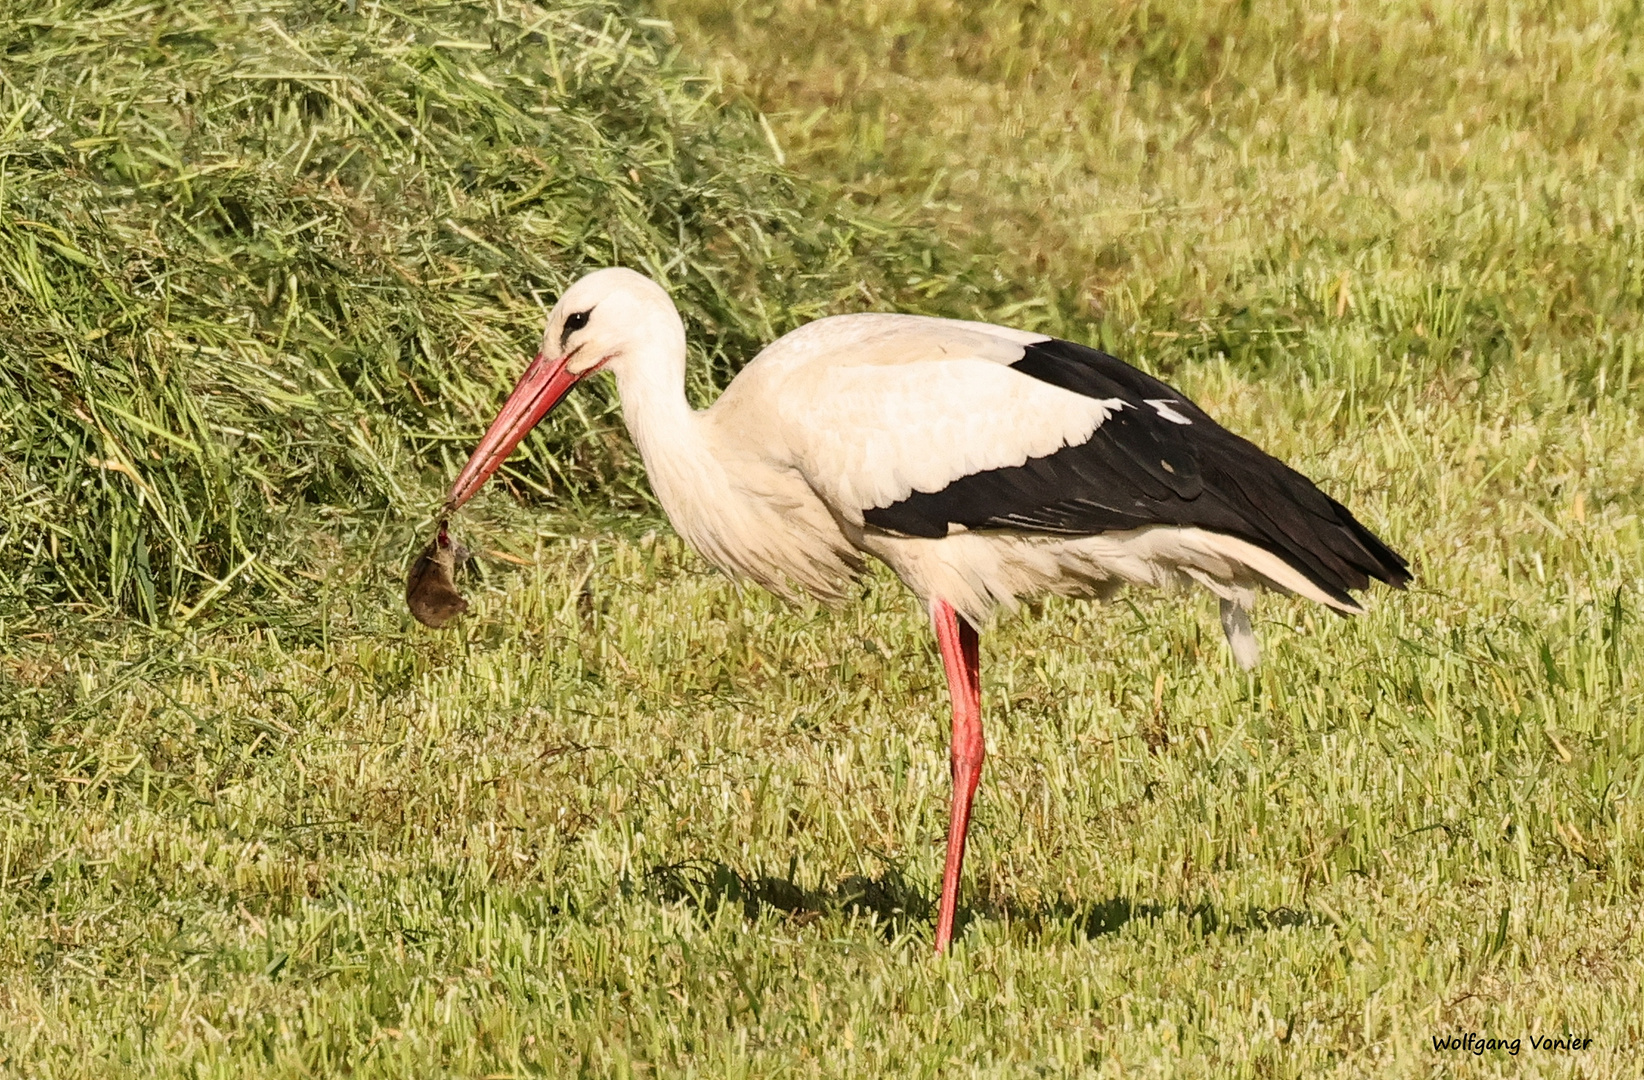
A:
[1145,398,1194,425]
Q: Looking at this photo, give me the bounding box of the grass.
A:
[0,0,986,619]
[3,0,1644,1076]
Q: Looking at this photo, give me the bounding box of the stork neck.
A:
[610,340,722,528]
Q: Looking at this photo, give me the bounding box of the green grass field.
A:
[3,0,1643,1075]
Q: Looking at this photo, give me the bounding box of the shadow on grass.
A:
[997,896,1323,942]
[647,861,932,939]
[645,861,1326,944]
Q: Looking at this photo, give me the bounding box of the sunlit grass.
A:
[0,0,977,618]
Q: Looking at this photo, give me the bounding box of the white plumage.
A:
[446,266,1410,953]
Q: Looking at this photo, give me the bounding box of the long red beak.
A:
[446,350,580,510]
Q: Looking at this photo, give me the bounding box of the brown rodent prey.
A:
[406,521,468,628]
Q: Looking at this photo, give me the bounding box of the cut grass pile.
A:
[0,0,983,620]
[3,0,1644,1076]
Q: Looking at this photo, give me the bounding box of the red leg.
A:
[931,599,983,953]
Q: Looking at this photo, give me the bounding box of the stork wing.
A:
[758,323,1410,608]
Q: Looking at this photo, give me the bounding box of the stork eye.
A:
[559,308,591,348]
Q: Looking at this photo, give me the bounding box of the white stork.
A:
[445,267,1410,953]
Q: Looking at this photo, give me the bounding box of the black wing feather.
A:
[862,338,1411,605]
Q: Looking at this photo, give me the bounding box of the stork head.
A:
[445,267,683,510]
